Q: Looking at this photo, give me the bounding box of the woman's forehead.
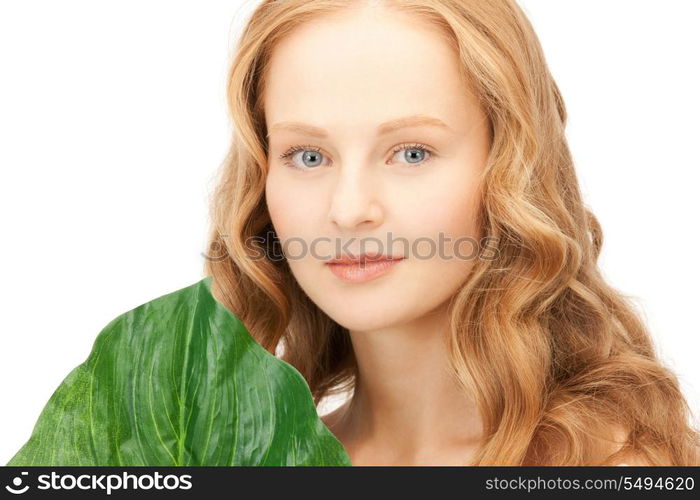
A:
[263,10,477,139]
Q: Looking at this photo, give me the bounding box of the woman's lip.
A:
[326,254,402,264]
[325,257,404,283]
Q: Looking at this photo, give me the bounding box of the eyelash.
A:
[278,142,435,171]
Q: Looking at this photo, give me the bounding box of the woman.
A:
[204,0,699,466]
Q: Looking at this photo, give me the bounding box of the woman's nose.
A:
[327,167,383,231]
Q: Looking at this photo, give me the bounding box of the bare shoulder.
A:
[604,426,654,466]
[611,455,653,466]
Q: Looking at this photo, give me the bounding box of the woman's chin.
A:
[323,307,408,333]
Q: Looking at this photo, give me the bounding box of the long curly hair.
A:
[202,0,700,465]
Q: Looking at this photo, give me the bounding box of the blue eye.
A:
[279,145,326,170]
[278,142,435,171]
[390,143,433,165]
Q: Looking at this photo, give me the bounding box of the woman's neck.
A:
[321,301,484,465]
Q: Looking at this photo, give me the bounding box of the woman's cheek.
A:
[266,173,302,241]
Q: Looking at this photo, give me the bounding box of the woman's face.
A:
[264,6,491,332]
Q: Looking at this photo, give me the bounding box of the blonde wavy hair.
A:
[203,0,700,465]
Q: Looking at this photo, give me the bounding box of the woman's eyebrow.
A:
[267,114,451,138]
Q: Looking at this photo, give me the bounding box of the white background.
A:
[1,0,698,464]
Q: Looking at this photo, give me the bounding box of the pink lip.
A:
[325,257,404,283]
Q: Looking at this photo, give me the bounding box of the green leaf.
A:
[7,277,352,466]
